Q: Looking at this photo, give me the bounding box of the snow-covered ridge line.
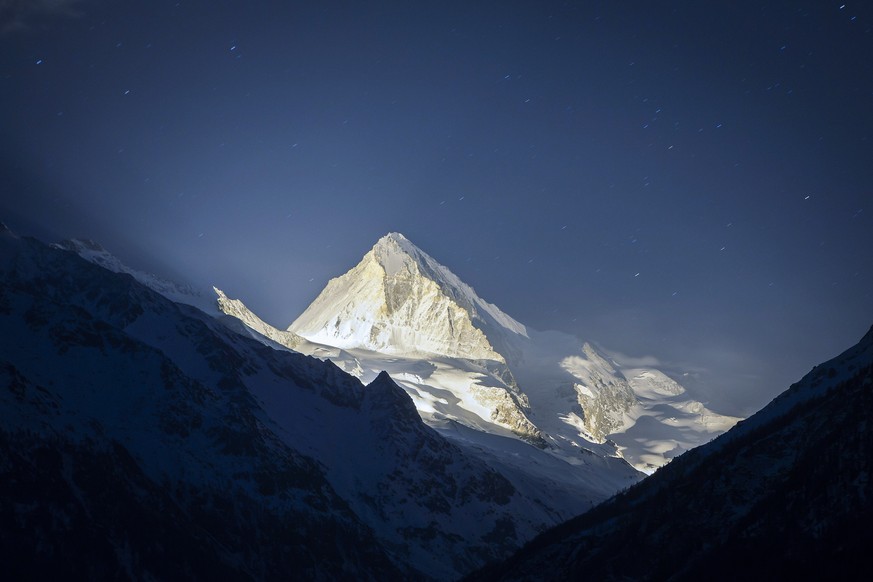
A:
[214,286,304,349]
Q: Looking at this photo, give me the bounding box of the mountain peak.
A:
[290,233,527,358]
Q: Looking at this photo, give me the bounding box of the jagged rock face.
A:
[292,233,508,362]
[480,386,545,447]
[214,287,303,349]
[562,344,637,442]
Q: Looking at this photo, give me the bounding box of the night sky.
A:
[2,1,871,416]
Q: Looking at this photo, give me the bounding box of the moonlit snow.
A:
[218,233,740,474]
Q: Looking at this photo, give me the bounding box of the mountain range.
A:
[0,227,596,580]
[3,224,869,580]
[216,232,738,475]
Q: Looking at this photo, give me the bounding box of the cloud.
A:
[597,347,663,368]
[1,0,85,34]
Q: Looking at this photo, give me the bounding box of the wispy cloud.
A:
[1,0,85,35]
[598,348,663,369]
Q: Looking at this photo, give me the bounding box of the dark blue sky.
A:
[2,0,871,415]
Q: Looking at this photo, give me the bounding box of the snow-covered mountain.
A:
[0,228,637,580]
[289,232,545,445]
[291,232,528,360]
[475,325,873,581]
[223,232,737,473]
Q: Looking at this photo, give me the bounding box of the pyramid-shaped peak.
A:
[291,230,528,356]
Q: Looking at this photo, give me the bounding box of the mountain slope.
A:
[475,325,873,581]
[1,227,614,580]
[1,229,401,580]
